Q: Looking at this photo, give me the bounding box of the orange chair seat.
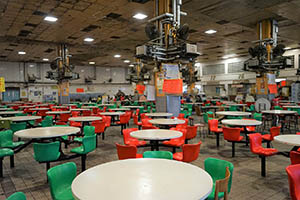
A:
[212,128,223,133]
[125,139,147,147]
[163,139,184,147]
[246,126,256,132]
[262,134,272,141]
[252,147,278,156]
[173,152,183,161]
[228,136,244,142]
[136,154,143,158]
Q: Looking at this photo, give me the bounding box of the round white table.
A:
[110,108,130,111]
[98,104,114,107]
[100,112,125,124]
[221,119,262,127]
[274,135,300,146]
[131,129,182,150]
[3,116,41,123]
[18,106,35,109]
[216,111,251,117]
[68,116,102,122]
[262,110,297,127]
[36,104,50,107]
[70,108,90,112]
[283,106,300,109]
[15,126,80,139]
[52,106,69,109]
[46,111,70,115]
[0,108,12,111]
[149,118,185,128]
[0,111,23,117]
[71,159,213,200]
[123,106,144,109]
[145,112,173,118]
[30,108,50,111]
[81,106,98,109]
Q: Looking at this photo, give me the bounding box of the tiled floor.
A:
[0,116,293,200]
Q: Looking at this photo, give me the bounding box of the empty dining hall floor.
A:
[0,116,292,200]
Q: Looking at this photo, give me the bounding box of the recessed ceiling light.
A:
[84,37,94,42]
[44,16,58,22]
[124,60,130,63]
[42,58,49,61]
[284,47,292,50]
[133,13,148,20]
[114,54,121,58]
[18,51,26,55]
[129,64,134,67]
[89,61,95,65]
[205,29,217,34]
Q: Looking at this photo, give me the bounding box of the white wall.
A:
[0,61,132,101]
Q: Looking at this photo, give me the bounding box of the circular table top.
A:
[149,118,185,125]
[145,112,173,117]
[100,112,125,116]
[81,106,98,109]
[0,111,23,116]
[274,135,300,146]
[98,104,114,106]
[123,106,144,109]
[262,110,297,115]
[227,104,247,106]
[52,106,69,109]
[46,111,71,115]
[215,111,251,116]
[71,159,213,200]
[110,108,130,111]
[63,104,77,106]
[6,103,21,106]
[15,126,80,139]
[0,108,12,111]
[202,106,229,109]
[282,106,300,109]
[18,106,35,109]
[221,119,262,126]
[70,109,90,111]
[131,129,182,140]
[279,100,294,103]
[36,104,50,107]
[30,108,50,111]
[3,116,41,122]
[68,116,102,122]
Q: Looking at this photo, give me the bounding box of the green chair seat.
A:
[6,192,26,200]
[47,162,77,200]
[143,151,173,159]
[0,148,14,157]
[33,141,61,162]
[0,130,24,149]
[70,146,85,154]
[2,141,25,149]
[73,126,95,143]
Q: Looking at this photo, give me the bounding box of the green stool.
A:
[6,192,26,200]
[74,126,95,143]
[71,135,96,171]
[204,157,234,200]
[143,151,173,159]
[0,148,14,177]
[47,162,76,200]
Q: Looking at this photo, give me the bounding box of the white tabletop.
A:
[30,108,50,111]
[0,108,12,111]
[221,119,262,126]
[110,108,130,111]
[3,116,41,122]
[18,106,35,109]
[68,116,102,122]
[6,104,21,106]
[98,104,114,106]
[100,112,125,116]
[130,129,182,140]
[81,106,98,109]
[71,159,213,200]
[123,106,144,109]
[36,104,50,107]
[46,111,71,115]
[262,110,297,115]
[215,111,251,116]
[283,106,300,109]
[145,112,173,117]
[70,109,90,111]
[15,126,80,139]
[149,118,185,125]
[227,104,247,106]
[279,100,294,103]
[274,135,300,146]
[0,111,23,116]
[52,106,69,109]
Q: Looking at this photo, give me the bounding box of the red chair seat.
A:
[262,134,272,141]
[125,139,147,147]
[173,152,183,161]
[163,139,184,147]
[228,136,244,142]
[252,147,278,156]
[246,126,256,132]
[136,154,143,158]
[297,132,300,135]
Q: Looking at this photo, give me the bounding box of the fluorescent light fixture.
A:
[84,37,94,42]
[133,13,148,20]
[114,54,121,58]
[205,29,217,34]
[42,58,49,61]
[222,54,237,59]
[124,60,130,63]
[44,16,58,22]
[284,47,292,50]
[129,64,134,67]
[276,78,286,83]
[89,61,95,65]
[18,51,26,55]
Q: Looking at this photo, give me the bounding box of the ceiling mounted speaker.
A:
[145,23,159,40]
[177,24,189,40]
